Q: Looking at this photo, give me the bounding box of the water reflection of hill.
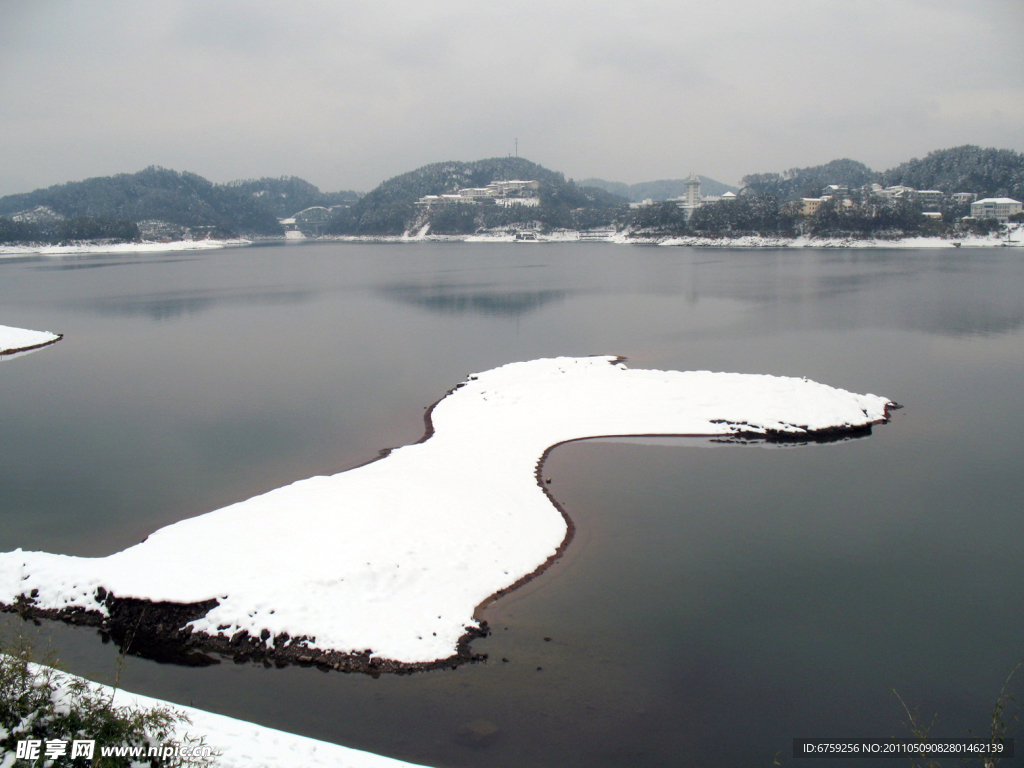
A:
[31,257,197,272]
[87,287,315,322]
[381,282,567,318]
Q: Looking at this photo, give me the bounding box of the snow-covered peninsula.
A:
[0,357,893,668]
[0,324,62,356]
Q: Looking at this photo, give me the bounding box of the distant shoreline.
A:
[286,226,1023,248]
[1,225,1020,255]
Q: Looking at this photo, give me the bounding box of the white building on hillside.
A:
[459,188,492,199]
[970,198,1022,222]
[876,185,915,201]
[801,198,825,216]
[487,180,540,197]
[916,190,945,209]
[416,179,540,208]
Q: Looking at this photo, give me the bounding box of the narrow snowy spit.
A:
[0,357,893,667]
[3,661,428,768]
[0,239,250,257]
[0,324,62,357]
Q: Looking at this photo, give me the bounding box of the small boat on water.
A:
[514,232,539,242]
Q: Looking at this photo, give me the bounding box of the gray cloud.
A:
[0,0,1021,196]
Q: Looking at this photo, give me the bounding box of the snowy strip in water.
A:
[0,324,62,356]
[0,357,892,664]
[0,239,250,257]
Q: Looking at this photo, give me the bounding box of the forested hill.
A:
[0,168,362,241]
[741,159,876,199]
[0,167,284,236]
[224,176,360,219]
[878,146,1024,200]
[326,157,626,235]
[579,176,738,201]
[741,146,1024,201]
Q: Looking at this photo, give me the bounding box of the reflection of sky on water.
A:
[668,249,1024,339]
[651,249,1024,340]
[368,245,1024,338]
[5,244,1022,337]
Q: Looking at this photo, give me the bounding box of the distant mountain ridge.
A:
[580,176,738,202]
[2,145,1021,245]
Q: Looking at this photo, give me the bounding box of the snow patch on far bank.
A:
[5,224,1019,252]
[318,223,1024,248]
[0,324,61,356]
[655,224,1023,248]
[0,239,251,257]
[0,357,893,665]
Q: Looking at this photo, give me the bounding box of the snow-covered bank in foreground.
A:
[0,324,62,356]
[0,239,251,257]
[0,357,893,665]
[4,661,427,768]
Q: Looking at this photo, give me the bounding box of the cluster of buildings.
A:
[415,180,541,209]
[801,184,1022,222]
[630,175,737,219]
[629,175,1022,225]
[801,185,969,216]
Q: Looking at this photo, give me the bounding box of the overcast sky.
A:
[1,0,1022,196]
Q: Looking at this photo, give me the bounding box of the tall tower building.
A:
[684,174,702,207]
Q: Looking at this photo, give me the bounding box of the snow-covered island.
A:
[0,357,894,671]
[0,324,62,357]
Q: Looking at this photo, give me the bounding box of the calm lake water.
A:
[2,241,1023,767]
